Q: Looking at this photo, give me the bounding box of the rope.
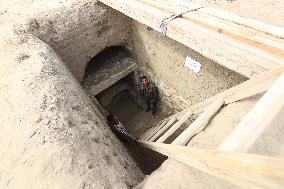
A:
[160,6,205,36]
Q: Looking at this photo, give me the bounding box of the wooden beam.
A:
[155,0,284,38]
[156,110,192,143]
[99,0,284,78]
[99,0,169,32]
[143,119,168,141]
[140,141,284,189]
[183,11,284,56]
[141,122,161,139]
[167,18,279,77]
[149,116,177,142]
[188,67,284,116]
[172,99,224,145]
[139,0,284,61]
[141,109,187,140]
[143,68,282,144]
[149,68,282,143]
[218,72,284,152]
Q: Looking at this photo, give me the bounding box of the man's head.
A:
[141,76,149,87]
[107,113,119,123]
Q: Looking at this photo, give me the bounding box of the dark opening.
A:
[82,46,167,174]
[83,46,132,81]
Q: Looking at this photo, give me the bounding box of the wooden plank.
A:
[98,0,284,78]
[144,119,168,141]
[156,110,192,143]
[149,68,282,143]
[167,18,278,77]
[172,99,224,145]
[140,141,284,189]
[149,116,177,142]
[141,123,161,140]
[142,117,168,138]
[141,109,186,140]
[150,68,282,143]
[182,12,284,59]
[139,0,284,61]
[218,72,284,152]
[156,0,284,38]
[201,7,284,39]
[98,0,169,32]
[137,0,193,14]
[189,67,284,116]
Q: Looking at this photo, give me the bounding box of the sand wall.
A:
[0,1,145,187]
[132,21,247,114]
[0,31,143,189]
[13,1,133,81]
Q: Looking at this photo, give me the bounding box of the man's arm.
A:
[152,84,158,102]
[113,125,138,141]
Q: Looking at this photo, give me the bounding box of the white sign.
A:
[185,56,201,74]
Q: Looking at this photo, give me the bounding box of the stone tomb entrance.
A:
[82,46,166,174]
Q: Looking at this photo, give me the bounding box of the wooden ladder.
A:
[139,68,284,188]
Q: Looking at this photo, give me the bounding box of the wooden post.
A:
[149,116,177,142]
[140,141,284,189]
[141,123,160,140]
[156,110,192,143]
[141,118,168,140]
[172,99,224,145]
[144,120,168,141]
[218,72,284,152]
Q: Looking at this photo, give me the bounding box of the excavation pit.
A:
[2,0,282,188]
[83,46,168,174]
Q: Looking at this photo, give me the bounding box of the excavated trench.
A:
[0,1,255,188]
[82,46,167,174]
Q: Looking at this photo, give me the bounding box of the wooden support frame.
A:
[139,0,284,64]
[156,110,192,143]
[140,141,284,189]
[188,67,284,116]
[141,122,161,139]
[99,0,284,78]
[150,68,283,143]
[141,123,161,140]
[218,72,284,152]
[144,120,168,141]
[141,109,187,140]
[172,99,224,145]
[151,0,284,38]
[148,116,176,142]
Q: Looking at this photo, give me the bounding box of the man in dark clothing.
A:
[107,113,138,141]
[139,76,158,117]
